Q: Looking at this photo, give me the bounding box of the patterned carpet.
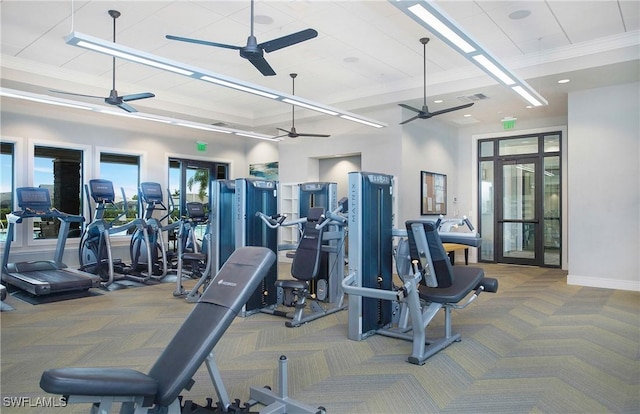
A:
[1,263,638,413]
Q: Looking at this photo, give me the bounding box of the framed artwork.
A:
[421,171,447,215]
[249,161,278,180]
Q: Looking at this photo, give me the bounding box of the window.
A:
[33,146,83,239]
[99,153,140,220]
[1,142,14,243]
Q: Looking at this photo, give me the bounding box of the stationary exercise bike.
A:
[129,182,180,279]
[79,179,153,289]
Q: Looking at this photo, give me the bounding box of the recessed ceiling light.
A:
[526,105,533,109]
[557,79,571,84]
[433,99,443,104]
[509,10,531,20]
[463,114,472,117]
[344,57,359,63]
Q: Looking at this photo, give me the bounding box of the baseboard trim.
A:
[567,274,640,292]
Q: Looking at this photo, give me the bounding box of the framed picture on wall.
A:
[421,171,447,215]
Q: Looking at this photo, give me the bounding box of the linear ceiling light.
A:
[390,1,548,107]
[0,87,280,141]
[66,31,387,128]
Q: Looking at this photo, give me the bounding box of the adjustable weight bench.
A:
[40,247,324,413]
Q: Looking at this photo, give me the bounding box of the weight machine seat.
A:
[418,266,485,303]
[40,246,276,409]
[405,220,498,304]
[275,207,325,292]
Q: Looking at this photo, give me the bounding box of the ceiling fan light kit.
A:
[390,0,547,108]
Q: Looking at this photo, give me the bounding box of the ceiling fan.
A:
[276,73,331,139]
[399,37,473,125]
[165,0,317,76]
[50,10,155,113]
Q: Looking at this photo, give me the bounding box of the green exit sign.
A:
[196,141,207,152]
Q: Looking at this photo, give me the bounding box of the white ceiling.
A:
[1,0,639,134]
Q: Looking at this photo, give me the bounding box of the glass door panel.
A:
[498,158,539,265]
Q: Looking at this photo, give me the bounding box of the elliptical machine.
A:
[79,179,153,289]
[173,202,212,298]
[129,182,180,279]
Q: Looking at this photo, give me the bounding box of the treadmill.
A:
[1,187,100,296]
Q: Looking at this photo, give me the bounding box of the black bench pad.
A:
[40,367,157,397]
[274,280,308,290]
[418,266,485,303]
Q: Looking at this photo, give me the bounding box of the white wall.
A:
[319,155,361,200]
[566,82,640,291]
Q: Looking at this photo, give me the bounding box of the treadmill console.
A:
[17,187,52,212]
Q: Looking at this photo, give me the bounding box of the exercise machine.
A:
[173,201,211,298]
[256,182,348,327]
[1,187,99,297]
[235,178,278,316]
[40,247,325,414]
[181,179,236,303]
[341,171,498,365]
[130,182,180,279]
[79,179,154,289]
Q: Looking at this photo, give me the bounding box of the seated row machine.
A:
[40,247,325,413]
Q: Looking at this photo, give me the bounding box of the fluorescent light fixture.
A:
[339,114,385,128]
[65,31,387,128]
[407,4,475,53]
[390,1,548,107]
[282,98,339,116]
[0,89,94,110]
[512,85,543,107]
[174,122,232,134]
[472,54,515,85]
[234,131,278,141]
[1,87,281,141]
[201,76,278,99]
[72,36,194,76]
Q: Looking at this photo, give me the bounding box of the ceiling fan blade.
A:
[121,92,155,102]
[400,115,420,125]
[429,102,474,117]
[398,103,422,114]
[165,34,242,50]
[277,127,293,134]
[247,55,276,76]
[259,28,318,53]
[116,102,137,113]
[297,133,331,138]
[49,90,104,99]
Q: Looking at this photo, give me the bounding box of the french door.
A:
[478,133,561,267]
[497,157,540,265]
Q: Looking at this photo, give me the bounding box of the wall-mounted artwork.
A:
[421,171,447,215]
[249,161,278,180]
